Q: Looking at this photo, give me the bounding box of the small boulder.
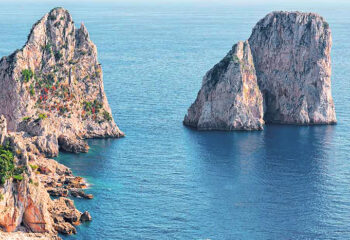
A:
[65,176,87,189]
[47,188,69,197]
[80,211,92,222]
[70,189,94,199]
[54,222,77,235]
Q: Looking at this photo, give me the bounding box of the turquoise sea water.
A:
[0,1,350,239]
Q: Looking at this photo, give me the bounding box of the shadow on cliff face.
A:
[183,124,336,238]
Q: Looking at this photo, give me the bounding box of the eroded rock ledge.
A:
[184,11,336,130]
[0,7,124,239]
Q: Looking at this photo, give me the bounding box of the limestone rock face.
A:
[49,197,82,234]
[249,11,336,124]
[184,11,336,130]
[0,115,6,145]
[0,7,107,238]
[0,124,92,236]
[184,41,264,130]
[0,161,54,234]
[0,7,123,156]
[57,135,89,153]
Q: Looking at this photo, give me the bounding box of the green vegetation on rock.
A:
[29,164,38,171]
[22,116,31,121]
[38,113,48,120]
[29,84,35,96]
[103,110,112,121]
[83,100,103,115]
[13,174,23,181]
[0,145,15,184]
[0,144,27,185]
[22,69,33,83]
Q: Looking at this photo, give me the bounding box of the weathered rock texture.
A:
[0,115,92,238]
[0,7,123,156]
[184,11,336,130]
[0,119,53,235]
[0,7,121,239]
[184,41,264,130]
[249,11,336,124]
[0,232,61,240]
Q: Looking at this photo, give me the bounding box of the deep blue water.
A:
[0,1,350,239]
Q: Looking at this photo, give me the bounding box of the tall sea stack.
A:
[0,8,123,239]
[0,7,123,156]
[184,11,336,130]
[249,12,336,124]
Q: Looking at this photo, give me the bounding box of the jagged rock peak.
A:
[23,7,97,71]
[249,11,336,124]
[0,7,123,157]
[184,40,264,130]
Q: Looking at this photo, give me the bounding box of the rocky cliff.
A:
[0,115,92,238]
[184,41,264,130]
[0,7,123,157]
[249,11,336,124]
[184,11,336,130]
[0,7,123,239]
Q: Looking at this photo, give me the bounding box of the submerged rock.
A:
[184,41,264,130]
[185,11,336,130]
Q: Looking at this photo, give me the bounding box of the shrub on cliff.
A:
[13,174,23,181]
[103,110,112,121]
[83,100,103,115]
[38,113,48,120]
[22,116,31,121]
[29,84,35,96]
[22,69,33,83]
[29,164,38,171]
[0,145,26,184]
[0,145,15,184]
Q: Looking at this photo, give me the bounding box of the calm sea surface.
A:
[0,1,349,239]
